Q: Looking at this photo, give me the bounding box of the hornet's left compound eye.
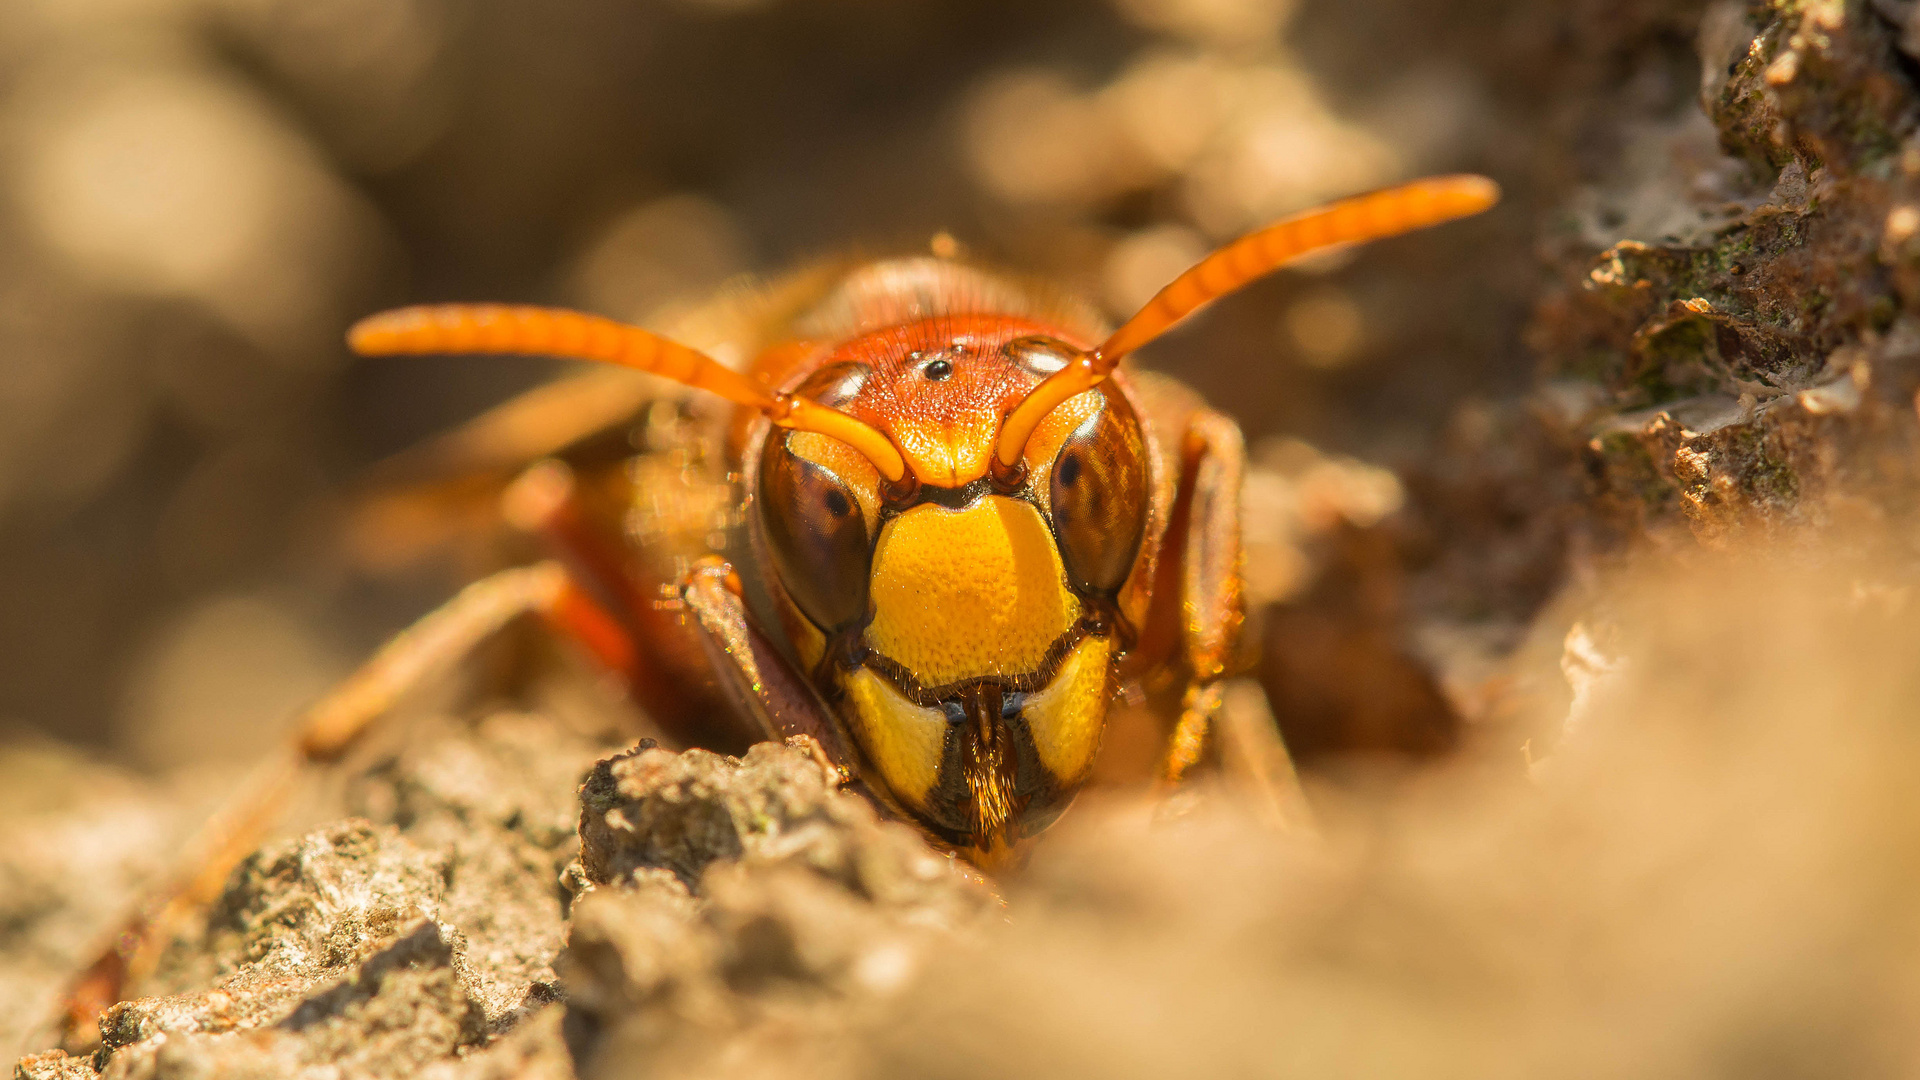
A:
[1048,386,1148,597]
[758,436,874,632]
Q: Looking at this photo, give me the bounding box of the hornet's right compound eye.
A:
[758,436,874,632]
[1047,385,1148,598]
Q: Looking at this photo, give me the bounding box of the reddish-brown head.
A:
[793,314,1091,489]
[752,293,1149,849]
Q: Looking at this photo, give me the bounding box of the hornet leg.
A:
[1158,408,1247,785]
[679,558,859,785]
[1153,409,1310,828]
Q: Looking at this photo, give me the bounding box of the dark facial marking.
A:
[913,685,1079,846]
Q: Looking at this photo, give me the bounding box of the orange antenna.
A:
[349,304,907,482]
[995,174,1501,468]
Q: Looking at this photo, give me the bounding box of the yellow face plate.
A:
[1021,634,1111,786]
[865,496,1080,689]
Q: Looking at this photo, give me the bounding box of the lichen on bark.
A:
[1529,0,1920,549]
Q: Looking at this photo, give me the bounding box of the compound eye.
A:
[1048,388,1148,597]
[758,437,873,632]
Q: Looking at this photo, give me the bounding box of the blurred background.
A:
[0,0,1648,768]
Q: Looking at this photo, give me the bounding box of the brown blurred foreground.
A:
[9,542,1920,1078]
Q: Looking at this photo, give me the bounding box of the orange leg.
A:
[501,460,657,684]
[1150,411,1310,830]
[1159,409,1249,785]
[57,561,634,1048]
[679,558,858,782]
[501,456,765,752]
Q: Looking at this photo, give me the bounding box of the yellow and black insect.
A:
[344,174,1497,854]
[60,174,1494,1036]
